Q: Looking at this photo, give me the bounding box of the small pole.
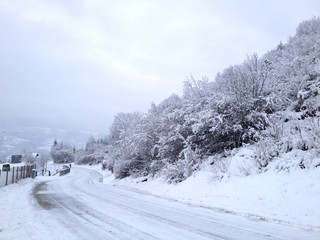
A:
[12,167,15,184]
[16,167,18,182]
[5,170,9,185]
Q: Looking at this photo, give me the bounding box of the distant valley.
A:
[0,127,103,161]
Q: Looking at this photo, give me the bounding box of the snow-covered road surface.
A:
[33,167,319,240]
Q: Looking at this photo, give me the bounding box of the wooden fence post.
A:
[0,165,36,187]
[5,170,9,185]
[12,167,15,184]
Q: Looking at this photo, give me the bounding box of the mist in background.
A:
[1,0,319,132]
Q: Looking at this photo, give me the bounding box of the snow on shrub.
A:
[160,146,200,183]
[268,149,320,172]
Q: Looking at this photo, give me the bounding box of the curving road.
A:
[33,167,319,240]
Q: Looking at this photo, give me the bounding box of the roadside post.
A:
[2,164,10,185]
[31,169,37,179]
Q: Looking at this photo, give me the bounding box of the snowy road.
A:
[33,167,319,240]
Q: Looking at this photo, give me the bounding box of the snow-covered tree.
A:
[51,140,75,163]
[95,17,320,180]
[75,137,108,165]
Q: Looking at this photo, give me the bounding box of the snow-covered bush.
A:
[149,159,166,177]
[101,158,114,172]
[76,152,105,165]
[160,159,192,183]
[97,17,320,180]
[254,136,279,168]
[269,149,320,172]
[228,148,261,176]
[208,153,230,180]
[114,159,148,179]
[160,146,200,183]
[22,152,37,164]
[50,140,75,163]
[75,137,109,165]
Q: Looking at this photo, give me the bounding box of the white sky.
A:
[0,0,319,132]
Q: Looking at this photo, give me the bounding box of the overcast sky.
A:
[0,0,319,133]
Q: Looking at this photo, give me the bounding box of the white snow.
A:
[0,177,51,239]
[0,156,319,239]
[97,150,320,232]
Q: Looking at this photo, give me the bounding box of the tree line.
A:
[52,18,320,182]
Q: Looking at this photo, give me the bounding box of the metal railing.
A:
[59,166,71,176]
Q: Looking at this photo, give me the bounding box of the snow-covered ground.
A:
[0,163,70,239]
[93,148,320,232]
[0,155,319,239]
[100,167,320,231]
[0,176,54,239]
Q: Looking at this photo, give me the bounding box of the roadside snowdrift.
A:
[100,148,320,231]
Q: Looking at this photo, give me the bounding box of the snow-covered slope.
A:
[98,149,320,232]
[1,166,319,240]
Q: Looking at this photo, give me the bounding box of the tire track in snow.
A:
[33,167,320,240]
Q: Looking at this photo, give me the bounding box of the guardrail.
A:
[59,167,70,176]
[0,164,36,187]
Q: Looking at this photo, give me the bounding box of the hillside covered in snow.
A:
[77,17,320,182]
[70,18,320,231]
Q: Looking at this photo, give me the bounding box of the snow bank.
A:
[0,175,62,240]
[98,150,320,232]
[0,179,37,239]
